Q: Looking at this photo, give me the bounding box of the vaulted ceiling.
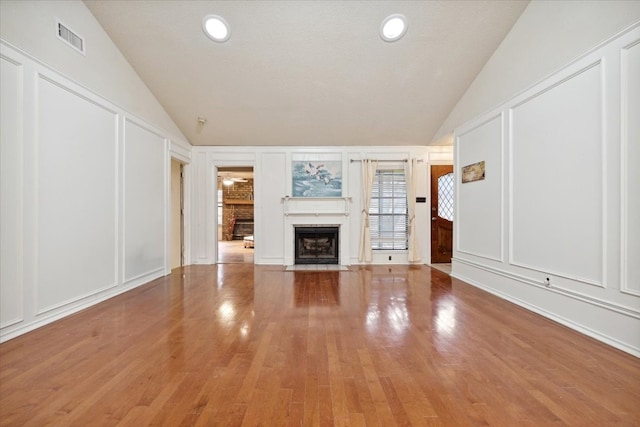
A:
[85,1,528,146]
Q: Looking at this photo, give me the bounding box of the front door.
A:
[430,165,454,263]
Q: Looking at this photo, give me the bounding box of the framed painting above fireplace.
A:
[292,160,342,197]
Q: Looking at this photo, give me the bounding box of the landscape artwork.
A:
[461,160,485,183]
[292,161,342,197]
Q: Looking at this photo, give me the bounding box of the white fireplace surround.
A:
[282,197,351,266]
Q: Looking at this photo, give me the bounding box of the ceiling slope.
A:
[85,0,528,146]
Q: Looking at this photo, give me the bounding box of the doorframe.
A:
[169,159,186,270]
[212,162,256,264]
[428,161,453,265]
[168,149,191,272]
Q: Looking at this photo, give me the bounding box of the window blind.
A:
[369,169,408,250]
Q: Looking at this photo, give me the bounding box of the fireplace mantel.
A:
[282,197,352,266]
[282,196,351,216]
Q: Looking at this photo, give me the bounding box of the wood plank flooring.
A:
[1,265,639,426]
[218,240,254,264]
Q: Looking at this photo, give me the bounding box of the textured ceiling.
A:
[85,0,528,146]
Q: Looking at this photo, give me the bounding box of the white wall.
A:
[36,73,118,313]
[0,1,192,342]
[190,146,453,266]
[433,0,640,143]
[0,50,23,329]
[453,24,640,356]
[0,0,185,141]
[123,119,167,282]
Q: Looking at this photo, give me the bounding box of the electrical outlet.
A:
[388,255,392,261]
[544,277,551,286]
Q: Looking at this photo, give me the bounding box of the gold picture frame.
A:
[461,161,485,183]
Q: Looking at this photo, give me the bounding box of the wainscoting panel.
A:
[257,152,286,264]
[456,114,503,262]
[510,62,603,286]
[622,39,640,296]
[0,40,191,343]
[453,24,640,356]
[193,151,209,263]
[36,74,118,314]
[0,53,24,328]
[123,119,166,283]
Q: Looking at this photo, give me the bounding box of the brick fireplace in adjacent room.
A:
[222,179,254,240]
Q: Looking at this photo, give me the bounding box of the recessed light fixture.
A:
[380,14,407,42]
[203,15,230,42]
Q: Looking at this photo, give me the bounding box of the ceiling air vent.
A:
[57,21,84,54]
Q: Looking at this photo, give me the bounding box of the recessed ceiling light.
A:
[380,14,407,42]
[203,15,230,42]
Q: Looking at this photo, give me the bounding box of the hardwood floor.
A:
[218,240,254,264]
[1,265,639,426]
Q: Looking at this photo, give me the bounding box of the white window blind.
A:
[369,169,408,250]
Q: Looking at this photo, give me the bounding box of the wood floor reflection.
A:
[218,240,254,264]
[1,265,639,426]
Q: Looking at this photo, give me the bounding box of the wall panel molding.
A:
[455,113,504,262]
[256,152,285,264]
[192,151,209,263]
[122,118,166,282]
[620,37,640,296]
[121,267,165,288]
[509,61,604,287]
[35,281,121,316]
[453,24,640,356]
[36,72,119,313]
[0,41,192,343]
[0,50,25,329]
[170,139,191,164]
[453,257,640,319]
[452,259,640,357]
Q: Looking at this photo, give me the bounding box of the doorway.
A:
[217,167,254,264]
[170,159,184,270]
[430,165,454,267]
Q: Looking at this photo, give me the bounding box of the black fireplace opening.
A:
[294,226,339,265]
[232,219,254,240]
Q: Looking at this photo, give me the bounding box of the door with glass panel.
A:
[430,165,453,263]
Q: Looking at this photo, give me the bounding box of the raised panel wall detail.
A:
[258,152,286,262]
[456,115,503,261]
[123,120,166,281]
[37,76,118,313]
[0,41,190,343]
[453,25,640,356]
[194,151,208,262]
[510,63,603,285]
[0,55,24,327]
[622,40,640,295]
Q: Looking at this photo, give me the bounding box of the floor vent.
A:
[57,22,84,54]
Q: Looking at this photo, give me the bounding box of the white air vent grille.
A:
[57,21,84,54]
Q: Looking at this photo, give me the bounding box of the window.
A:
[438,172,454,221]
[369,169,408,250]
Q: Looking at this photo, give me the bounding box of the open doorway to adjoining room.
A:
[170,159,185,270]
[216,167,254,264]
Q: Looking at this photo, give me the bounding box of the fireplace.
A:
[232,219,254,240]
[294,226,339,264]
